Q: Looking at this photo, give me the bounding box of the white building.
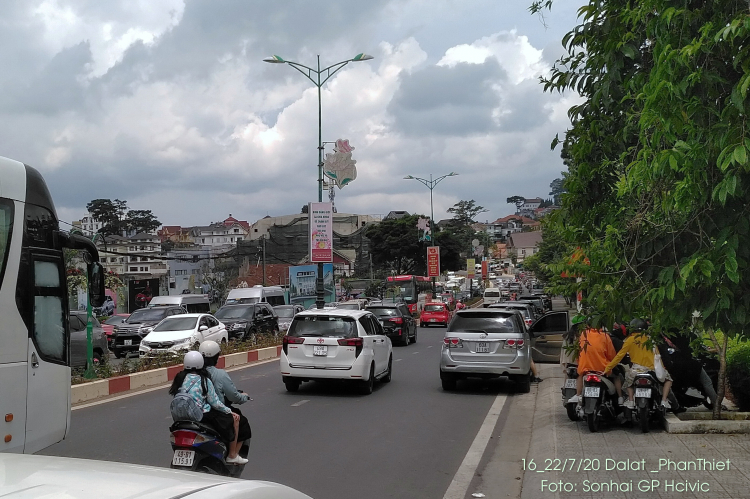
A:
[190,215,250,248]
[73,213,105,235]
[124,232,168,277]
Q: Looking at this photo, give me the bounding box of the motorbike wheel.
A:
[566,403,580,422]
[639,406,650,433]
[586,412,600,432]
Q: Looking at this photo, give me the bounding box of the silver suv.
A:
[440,309,532,392]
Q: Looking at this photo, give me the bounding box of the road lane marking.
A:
[442,394,507,499]
[427,345,433,348]
[72,357,280,410]
[395,359,403,362]
[291,400,310,407]
[412,351,420,354]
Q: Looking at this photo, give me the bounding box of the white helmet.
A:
[183,350,204,370]
[199,340,221,358]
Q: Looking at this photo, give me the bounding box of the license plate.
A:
[123,339,132,346]
[584,386,600,397]
[313,345,328,356]
[564,379,577,389]
[172,449,195,466]
[430,319,437,322]
[476,342,490,353]
[635,388,651,398]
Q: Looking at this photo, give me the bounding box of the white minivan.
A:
[225,285,286,306]
[483,287,501,307]
[148,294,211,313]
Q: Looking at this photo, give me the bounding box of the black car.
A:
[214,303,279,341]
[111,306,185,358]
[69,311,108,367]
[366,303,417,346]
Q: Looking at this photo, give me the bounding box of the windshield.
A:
[225,297,259,305]
[367,307,398,317]
[105,315,128,325]
[128,308,170,322]
[215,306,253,320]
[424,305,445,312]
[154,317,198,331]
[274,307,296,318]
[0,200,12,289]
[288,316,357,338]
[448,312,518,333]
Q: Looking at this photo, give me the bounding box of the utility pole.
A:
[262,235,267,286]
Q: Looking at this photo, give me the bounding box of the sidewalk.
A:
[470,301,750,499]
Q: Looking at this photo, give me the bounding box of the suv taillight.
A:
[443,337,463,348]
[504,338,525,349]
[388,317,404,324]
[282,336,304,354]
[338,337,364,357]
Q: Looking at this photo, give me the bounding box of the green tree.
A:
[365,214,427,275]
[549,178,565,205]
[447,200,488,226]
[86,199,128,236]
[506,196,525,213]
[536,0,750,418]
[125,209,161,234]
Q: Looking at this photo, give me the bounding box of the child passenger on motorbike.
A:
[604,318,673,410]
[168,351,246,464]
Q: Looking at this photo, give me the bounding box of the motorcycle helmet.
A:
[629,318,648,332]
[183,350,204,370]
[571,314,586,326]
[199,340,221,367]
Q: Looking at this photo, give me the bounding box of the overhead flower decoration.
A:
[323,139,357,188]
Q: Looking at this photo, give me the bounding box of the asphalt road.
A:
[44,324,522,499]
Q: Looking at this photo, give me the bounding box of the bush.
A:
[726,339,750,411]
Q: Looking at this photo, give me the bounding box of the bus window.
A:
[32,259,66,363]
[0,199,12,287]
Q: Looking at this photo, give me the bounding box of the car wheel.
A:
[382,356,392,383]
[113,350,124,359]
[92,351,103,366]
[411,327,417,343]
[515,372,531,393]
[284,378,301,392]
[441,377,457,391]
[359,364,375,395]
[401,330,410,346]
[420,322,426,328]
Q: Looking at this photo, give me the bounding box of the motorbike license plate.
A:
[313,345,328,356]
[584,387,600,397]
[564,379,577,389]
[172,449,195,466]
[476,342,490,353]
[635,388,651,398]
[123,339,132,346]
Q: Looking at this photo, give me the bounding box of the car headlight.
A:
[172,338,192,346]
[139,326,154,335]
[113,326,119,333]
[230,322,247,330]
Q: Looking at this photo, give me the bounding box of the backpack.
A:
[170,376,206,422]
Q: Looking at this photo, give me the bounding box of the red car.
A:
[101,313,130,349]
[420,302,452,327]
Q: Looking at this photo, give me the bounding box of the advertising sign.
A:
[481,260,489,280]
[128,278,160,313]
[467,259,475,279]
[309,202,333,263]
[427,246,440,277]
[288,264,335,308]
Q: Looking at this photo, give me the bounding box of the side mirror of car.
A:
[199,325,208,332]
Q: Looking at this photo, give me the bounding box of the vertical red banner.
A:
[427,246,440,277]
[481,260,488,280]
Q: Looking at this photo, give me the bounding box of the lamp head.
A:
[263,55,286,63]
[448,172,458,176]
[352,53,374,62]
[403,175,414,179]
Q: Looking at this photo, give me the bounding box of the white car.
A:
[139,313,228,357]
[280,309,393,394]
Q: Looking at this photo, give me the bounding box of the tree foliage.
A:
[506,196,525,212]
[539,0,750,418]
[447,200,488,226]
[86,199,160,236]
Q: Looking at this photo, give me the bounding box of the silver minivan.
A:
[440,309,532,392]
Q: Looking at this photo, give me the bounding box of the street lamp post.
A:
[403,172,459,293]
[264,53,373,308]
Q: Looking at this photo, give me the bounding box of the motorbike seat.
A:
[170,420,223,440]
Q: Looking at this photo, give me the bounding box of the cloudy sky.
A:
[1,0,585,228]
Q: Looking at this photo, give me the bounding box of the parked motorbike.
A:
[627,371,665,433]
[581,371,619,432]
[169,420,249,477]
[561,364,579,421]
[661,343,719,411]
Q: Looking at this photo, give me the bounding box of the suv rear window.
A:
[424,304,445,312]
[448,312,519,333]
[484,291,500,297]
[288,316,357,338]
[367,307,398,317]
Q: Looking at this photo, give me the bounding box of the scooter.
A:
[169,420,249,477]
[561,364,579,421]
[628,371,664,433]
[581,371,619,432]
[662,344,719,411]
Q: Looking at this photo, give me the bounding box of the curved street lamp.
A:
[264,53,374,309]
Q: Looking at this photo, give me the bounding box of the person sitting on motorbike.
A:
[604,318,673,410]
[567,321,622,406]
[659,331,718,410]
[168,350,246,465]
[199,341,252,445]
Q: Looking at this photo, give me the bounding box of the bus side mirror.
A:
[88,262,106,308]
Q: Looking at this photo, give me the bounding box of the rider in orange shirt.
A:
[567,325,623,405]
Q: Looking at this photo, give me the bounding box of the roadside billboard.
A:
[427,246,440,277]
[467,259,475,279]
[309,202,333,263]
[288,264,335,308]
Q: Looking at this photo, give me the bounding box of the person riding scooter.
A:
[168,350,246,465]
[566,321,623,407]
[199,341,252,445]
